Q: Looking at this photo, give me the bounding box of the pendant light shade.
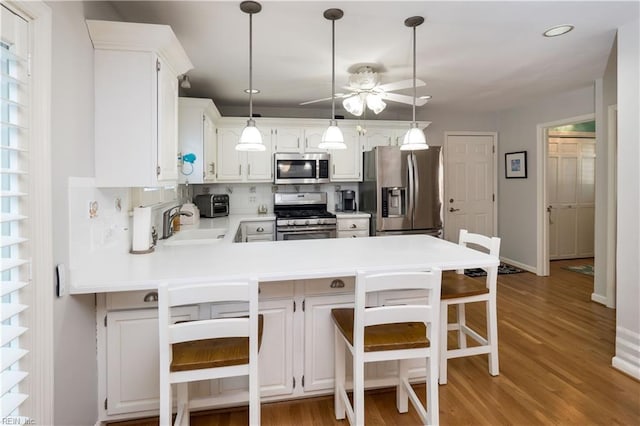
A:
[237,1,265,152]
[319,8,346,150]
[400,16,429,152]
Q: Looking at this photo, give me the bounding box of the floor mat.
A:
[561,265,594,276]
[464,263,524,277]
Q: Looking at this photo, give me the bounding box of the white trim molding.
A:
[612,327,640,380]
[536,113,595,277]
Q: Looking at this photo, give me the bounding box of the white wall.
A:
[495,86,595,269]
[49,2,122,425]
[612,17,640,379]
[593,38,617,305]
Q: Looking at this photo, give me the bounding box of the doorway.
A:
[443,132,498,242]
[547,123,595,260]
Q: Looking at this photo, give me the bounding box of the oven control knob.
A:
[305,220,310,225]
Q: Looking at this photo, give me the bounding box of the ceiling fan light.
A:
[366,94,386,114]
[400,126,428,151]
[343,95,364,116]
[319,120,346,150]
[237,119,265,151]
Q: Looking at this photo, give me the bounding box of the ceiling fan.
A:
[300,65,428,116]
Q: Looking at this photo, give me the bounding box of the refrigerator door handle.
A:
[412,153,419,216]
[407,153,415,226]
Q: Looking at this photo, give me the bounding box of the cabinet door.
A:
[303,127,328,153]
[246,128,274,182]
[273,127,302,153]
[203,114,217,182]
[216,127,243,181]
[106,306,198,415]
[374,291,428,379]
[362,128,394,152]
[211,300,294,398]
[303,294,354,392]
[156,59,179,182]
[330,128,361,182]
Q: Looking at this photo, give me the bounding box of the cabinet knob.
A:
[143,291,158,302]
[257,227,264,232]
[330,279,345,289]
[350,223,357,229]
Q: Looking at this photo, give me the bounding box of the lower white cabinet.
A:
[243,220,275,242]
[98,277,427,422]
[337,217,370,238]
[105,305,199,415]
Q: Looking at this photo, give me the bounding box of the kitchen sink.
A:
[163,228,227,246]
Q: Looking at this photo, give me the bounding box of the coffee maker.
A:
[338,190,357,212]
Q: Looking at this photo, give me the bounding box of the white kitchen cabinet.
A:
[362,128,396,151]
[209,295,294,398]
[303,292,354,392]
[272,127,303,152]
[243,220,275,242]
[216,123,274,183]
[330,127,361,182]
[87,20,192,187]
[105,305,199,415]
[178,97,221,184]
[337,217,370,238]
[374,290,428,380]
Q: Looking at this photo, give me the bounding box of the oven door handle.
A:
[277,226,337,233]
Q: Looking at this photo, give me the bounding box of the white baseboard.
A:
[591,293,608,306]
[612,326,640,380]
[500,257,537,274]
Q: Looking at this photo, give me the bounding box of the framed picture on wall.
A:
[505,151,527,178]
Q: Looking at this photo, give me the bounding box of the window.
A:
[1,2,52,422]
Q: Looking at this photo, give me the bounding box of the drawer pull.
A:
[351,235,357,238]
[143,292,158,302]
[350,223,357,229]
[257,227,264,232]
[330,279,345,289]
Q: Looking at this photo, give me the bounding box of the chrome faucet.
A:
[162,205,193,239]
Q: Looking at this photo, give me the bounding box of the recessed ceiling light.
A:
[543,25,574,37]
[419,95,432,100]
[244,88,260,94]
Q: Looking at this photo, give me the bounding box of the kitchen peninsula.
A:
[74,218,498,422]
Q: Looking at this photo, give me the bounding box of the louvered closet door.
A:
[1,5,30,417]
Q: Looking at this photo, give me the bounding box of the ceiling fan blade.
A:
[379,92,428,106]
[299,93,351,106]
[299,97,335,106]
[377,79,425,92]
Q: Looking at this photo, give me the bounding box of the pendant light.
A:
[319,8,346,150]
[400,16,429,151]
[237,1,265,151]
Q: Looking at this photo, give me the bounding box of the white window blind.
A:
[1,4,31,417]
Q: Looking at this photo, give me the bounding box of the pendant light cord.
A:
[249,12,253,120]
[412,24,416,124]
[331,18,336,121]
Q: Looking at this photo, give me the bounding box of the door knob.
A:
[449,207,460,212]
[547,205,552,213]
[449,198,454,203]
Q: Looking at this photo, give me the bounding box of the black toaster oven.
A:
[194,194,229,218]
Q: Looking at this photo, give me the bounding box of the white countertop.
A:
[69,214,498,294]
[334,211,371,219]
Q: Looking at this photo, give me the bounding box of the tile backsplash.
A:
[192,182,359,214]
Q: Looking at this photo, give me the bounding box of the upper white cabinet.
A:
[361,121,431,152]
[216,118,274,182]
[87,20,193,187]
[178,97,221,184]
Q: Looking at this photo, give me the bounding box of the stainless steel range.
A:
[274,192,337,241]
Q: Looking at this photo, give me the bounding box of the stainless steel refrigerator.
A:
[360,145,443,236]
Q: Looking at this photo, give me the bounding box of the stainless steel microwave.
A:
[274,153,330,184]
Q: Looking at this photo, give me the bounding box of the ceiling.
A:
[106,1,637,119]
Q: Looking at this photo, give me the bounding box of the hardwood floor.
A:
[110,259,640,425]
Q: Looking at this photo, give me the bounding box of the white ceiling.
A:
[107,1,638,118]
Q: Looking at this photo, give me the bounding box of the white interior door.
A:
[444,133,496,241]
[547,137,595,259]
